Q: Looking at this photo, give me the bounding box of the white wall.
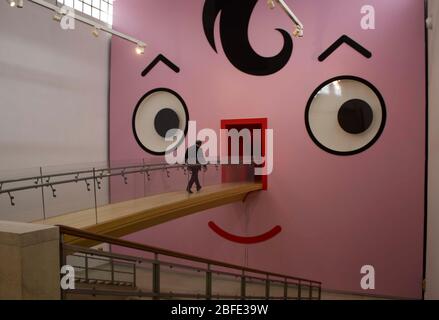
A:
[0,1,110,221]
[427,0,439,300]
[0,1,109,170]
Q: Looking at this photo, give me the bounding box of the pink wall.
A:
[109,0,426,298]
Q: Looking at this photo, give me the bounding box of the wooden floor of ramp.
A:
[35,182,262,246]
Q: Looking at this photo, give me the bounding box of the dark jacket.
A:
[185,145,205,166]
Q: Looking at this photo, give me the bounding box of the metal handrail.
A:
[0,161,188,186]
[0,162,220,195]
[59,225,322,300]
[59,225,320,285]
[64,288,309,300]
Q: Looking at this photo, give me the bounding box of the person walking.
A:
[185,140,206,193]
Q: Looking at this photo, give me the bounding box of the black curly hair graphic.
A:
[203,0,293,76]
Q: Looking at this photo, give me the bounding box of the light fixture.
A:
[6,0,16,7]
[92,26,101,37]
[20,0,147,57]
[135,43,146,55]
[16,0,23,8]
[53,6,69,22]
[267,0,276,10]
[52,11,62,22]
[292,25,304,38]
[267,0,304,38]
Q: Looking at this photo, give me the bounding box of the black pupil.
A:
[154,108,180,138]
[337,99,373,134]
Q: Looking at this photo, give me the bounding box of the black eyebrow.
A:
[318,35,372,62]
[141,54,180,77]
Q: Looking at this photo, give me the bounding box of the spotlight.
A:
[92,26,101,37]
[53,11,62,22]
[53,7,68,22]
[267,0,276,10]
[6,0,16,7]
[135,43,146,55]
[293,26,304,38]
[272,0,304,38]
[16,0,23,8]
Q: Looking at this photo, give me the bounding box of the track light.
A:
[292,26,304,38]
[53,6,68,22]
[135,43,146,55]
[267,0,304,38]
[92,26,101,37]
[53,11,62,22]
[267,0,275,10]
[53,7,65,22]
[13,0,147,58]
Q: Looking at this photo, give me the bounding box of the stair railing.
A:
[59,225,322,300]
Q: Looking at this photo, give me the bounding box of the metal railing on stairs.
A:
[59,225,322,300]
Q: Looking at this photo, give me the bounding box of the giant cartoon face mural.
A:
[305,75,386,156]
[306,33,387,156]
[132,56,188,155]
[109,0,426,299]
[202,0,293,76]
[304,35,387,156]
[132,87,189,155]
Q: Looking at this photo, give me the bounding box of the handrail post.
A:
[318,284,322,300]
[206,264,212,300]
[284,278,288,300]
[298,280,302,300]
[265,274,270,300]
[108,243,114,284]
[152,253,160,300]
[85,254,89,283]
[240,270,246,300]
[309,281,313,300]
[59,233,66,300]
[39,167,46,220]
[132,263,137,288]
[142,158,147,197]
[92,168,98,224]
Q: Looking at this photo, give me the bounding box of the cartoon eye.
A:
[305,76,386,156]
[132,88,189,155]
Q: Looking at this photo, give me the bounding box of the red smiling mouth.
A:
[208,221,282,244]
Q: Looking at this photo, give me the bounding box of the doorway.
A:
[220,118,268,190]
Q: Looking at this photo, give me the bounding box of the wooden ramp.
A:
[35,182,262,246]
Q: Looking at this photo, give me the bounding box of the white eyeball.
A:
[132,88,189,155]
[305,76,386,156]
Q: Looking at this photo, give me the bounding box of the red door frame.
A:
[220,118,268,190]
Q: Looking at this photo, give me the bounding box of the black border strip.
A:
[318,35,372,62]
[423,0,429,300]
[141,54,180,77]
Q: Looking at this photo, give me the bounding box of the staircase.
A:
[59,225,322,300]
